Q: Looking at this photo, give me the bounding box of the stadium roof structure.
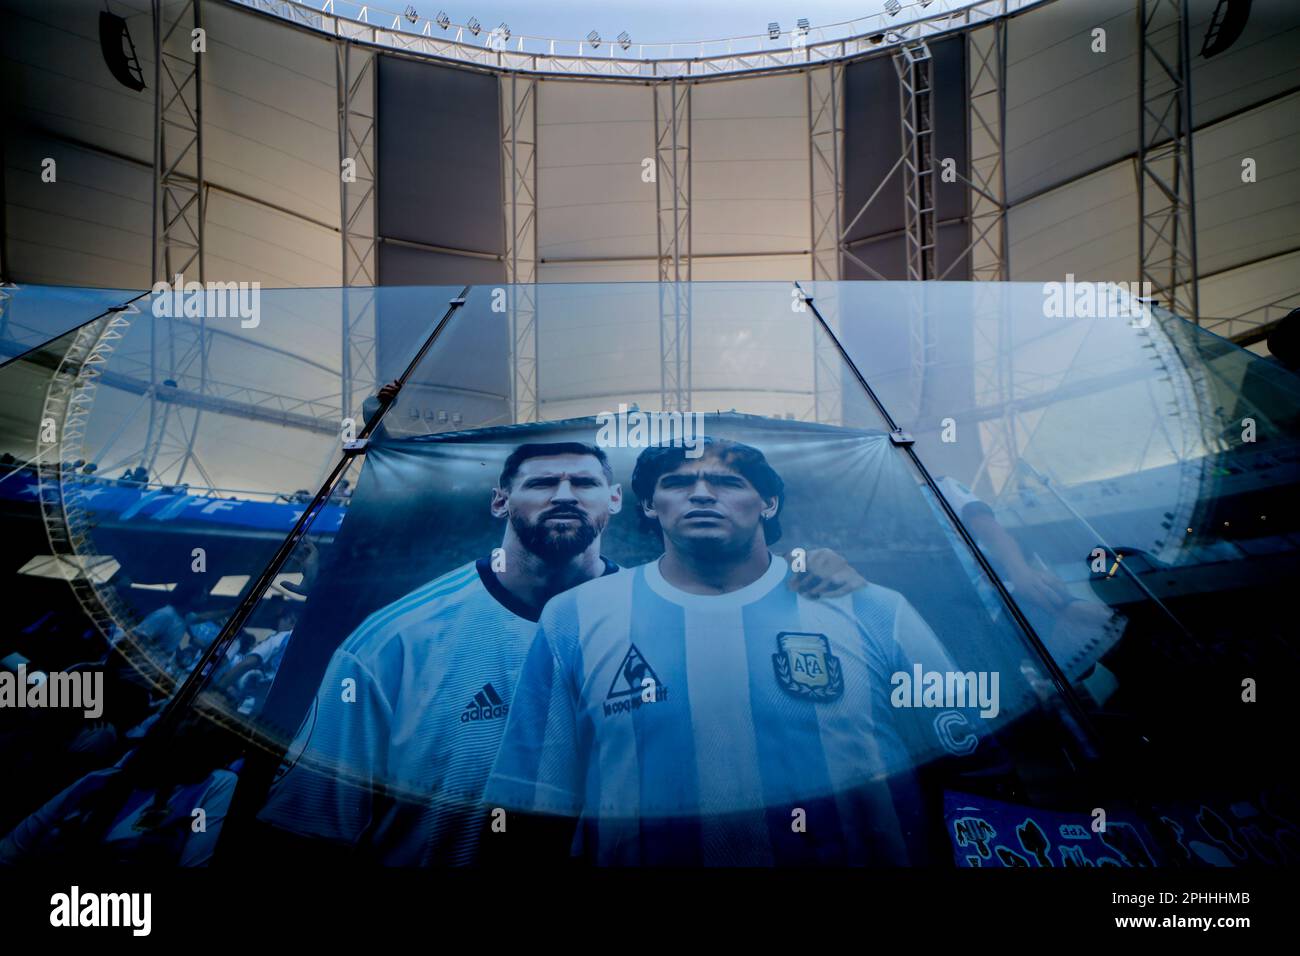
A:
[0,0,1297,512]
[230,0,1040,77]
[2,0,1294,338]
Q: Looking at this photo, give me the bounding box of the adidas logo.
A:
[461,683,509,722]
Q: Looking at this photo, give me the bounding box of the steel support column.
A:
[965,19,1008,281]
[657,281,692,414]
[968,283,1020,497]
[895,40,936,282]
[502,73,539,421]
[805,61,845,426]
[894,41,937,429]
[144,0,206,485]
[654,79,692,412]
[805,284,843,425]
[808,63,844,281]
[509,280,540,423]
[654,79,692,284]
[152,0,204,286]
[338,41,377,423]
[1138,0,1199,322]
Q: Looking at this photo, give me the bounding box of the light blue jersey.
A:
[486,554,977,865]
[258,557,616,865]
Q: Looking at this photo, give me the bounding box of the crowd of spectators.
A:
[0,465,327,865]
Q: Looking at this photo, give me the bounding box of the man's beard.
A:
[511,508,600,562]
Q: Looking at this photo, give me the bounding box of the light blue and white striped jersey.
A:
[486,554,976,866]
[258,557,616,865]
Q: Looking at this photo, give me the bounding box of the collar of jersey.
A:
[476,555,619,622]
[642,552,787,609]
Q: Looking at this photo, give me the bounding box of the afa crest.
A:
[772,632,843,701]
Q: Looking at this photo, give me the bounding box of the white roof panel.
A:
[1193,93,1300,278]
[204,190,341,288]
[1009,160,1138,282]
[202,0,341,230]
[536,80,657,261]
[691,74,810,257]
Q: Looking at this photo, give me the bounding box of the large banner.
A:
[247,411,1075,865]
[259,412,1039,754]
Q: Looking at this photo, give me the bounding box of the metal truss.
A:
[153,0,205,285]
[102,340,342,433]
[340,287,376,425]
[135,317,217,487]
[901,283,936,428]
[502,73,539,422]
[895,40,936,282]
[968,283,1020,497]
[797,55,845,427]
[946,20,1013,486]
[54,319,346,499]
[840,155,902,281]
[658,282,692,414]
[338,42,377,287]
[337,41,377,422]
[826,49,909,282]
[233,0,1042,80]
[654,79,691,284]
[1138,0,1199,322]
[801,283,843,426]
[895,39,938,427]
[144,0,207,486]
[963,19,1007,281]
[509,284,540,423]
[1204,293,1300,346]
[808,63,844,281]
[654,79,692,412]
[503,74,538,285]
